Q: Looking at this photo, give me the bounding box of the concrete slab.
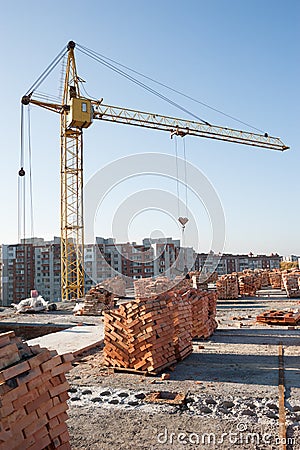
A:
[27,323,104,356]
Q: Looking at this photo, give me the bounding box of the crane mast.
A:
[22,41,289,301]
[60,41,85,300]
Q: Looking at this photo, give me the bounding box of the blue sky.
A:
[1,0,299,255]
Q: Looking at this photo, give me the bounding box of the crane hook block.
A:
[18,167,25,177]
[67,41,76,50]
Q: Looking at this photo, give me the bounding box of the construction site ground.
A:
[1,288,300,449]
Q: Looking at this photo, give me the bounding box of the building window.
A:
[82,102,87,112]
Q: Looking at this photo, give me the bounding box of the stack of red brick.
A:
[216,274,239,299]
[238,273,257,297]
[182,289,218,338]
[77,286,115,315]
[0,331,73,450]
[269,270,282,289]
[103,288,217,373]
[282,271,300,298]
[134,277,173,299]
[257,270,270,287]
[100,276,126,297]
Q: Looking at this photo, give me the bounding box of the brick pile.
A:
[0,331,73,450]
[134,277,174,300]
[78,285,115,315]
[103,291,192,372]
[100,276,126,297]
[216,274,239,299]
[282,271,300,298]
[182,289,218,338]
[269,270,282,289]
[259,270,270,287]
[238,273,257,297]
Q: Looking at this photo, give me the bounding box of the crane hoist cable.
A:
[77,43,264,134]
[76,46,210,125]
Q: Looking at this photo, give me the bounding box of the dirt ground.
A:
[64,290,300,450]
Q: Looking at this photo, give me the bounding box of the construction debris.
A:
[0,331,73,449]
[11,295,49,313]
[256,309,300,325]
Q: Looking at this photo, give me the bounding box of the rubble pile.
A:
[238,273,257,297]
[216,274,239,299]
[269,271,282,289]
[103,288,217,373]
[282,271,300,298]
[0,331,73,450]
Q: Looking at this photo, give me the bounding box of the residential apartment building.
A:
[2,237,61,306]
[195,252,281,276]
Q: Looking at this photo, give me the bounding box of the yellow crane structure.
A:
[21,41,289,301]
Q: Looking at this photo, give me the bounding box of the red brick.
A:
[61,353,74,363]
[59,430,70,443]
[0,343,20,370]
[0,360,30,383]
[41,355,62,373]
[27,433,51,450]
[23,413,48,438]
[47,402,68,420]
[14,434,36,450]
[59,373,67,383]
[32,424,48,441]
[17,366,42,386]
[36,398,54,418]
[53,396,60,406]
[25,391,51,414]
[0,382,11,397]
[51,362,73,377]
[59,392,69,403]
[0,430,24,450]
[0,382,28,405]
[28,349,52,369]
[50,375,62,387]
[26,369,48,390]
[55,444,71,450]
[0,331,15,348]
[57,412,69,424]
[49,422,68,440]
[0,406,26,431]
[48,415,59,430]
[13,387,39,409]
[49,381,70,399]
[0,401,14,418]
[13,410,38,433]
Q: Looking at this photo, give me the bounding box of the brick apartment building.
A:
[1,236,282,306]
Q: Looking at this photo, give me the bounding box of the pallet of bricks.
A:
[77,284,115,315]
[216,274,239,299]
[103,287,218,373]
[238,271,257,297]
[269,270,282,289]
[282,270,300,298]
[182,288,218,338]
[0,331,73,450]
[103,291,192,372]
[134,276,175,300]
[258,270,270,288]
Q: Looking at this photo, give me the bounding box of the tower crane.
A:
[21,41,289,301]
